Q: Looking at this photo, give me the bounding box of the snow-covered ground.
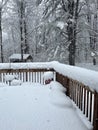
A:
[0,82,92,130]
[76,63,98,71]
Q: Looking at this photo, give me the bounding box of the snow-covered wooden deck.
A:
[0,82,92,130]
[0,62,97,130]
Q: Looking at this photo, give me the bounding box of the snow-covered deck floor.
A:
[0,82,92,130]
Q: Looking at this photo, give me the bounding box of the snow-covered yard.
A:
[0,82,92,130]
[76,63,98,71]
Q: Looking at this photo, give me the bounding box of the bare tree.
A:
[67,0,80,65]
[13,0,29,61]
[0,0,9,63]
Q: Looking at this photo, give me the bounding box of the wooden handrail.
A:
[56,72,98,130]
[0,68,55,84]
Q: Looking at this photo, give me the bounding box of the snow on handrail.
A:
[0,61,98,92]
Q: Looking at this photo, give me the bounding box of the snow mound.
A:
[5,74,18,82]
[11,79,22,86]
[49,81,66,93]
[48,81,72,108]
[0,83,8,87]
[49,90,73,108]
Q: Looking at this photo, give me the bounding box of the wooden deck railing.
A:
[56,72,98,130]
[0,68,97,130]
[0,68,55,84]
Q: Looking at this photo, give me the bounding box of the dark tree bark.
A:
[24,19,29,54]
[93,57,96,65]
[67,1,75,65]
[0,0,9,62]
[67,0,79,65]
[19,0,29,60]
[20,0,24,61]
[0,7,3,63]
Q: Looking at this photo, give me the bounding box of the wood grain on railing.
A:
[68,79,95,123]
[56,73,98,130]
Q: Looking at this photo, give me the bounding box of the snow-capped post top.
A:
[43,71,54,84]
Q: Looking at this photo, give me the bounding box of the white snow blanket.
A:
[0,82,92,130]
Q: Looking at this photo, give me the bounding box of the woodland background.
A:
[0,0,98,65]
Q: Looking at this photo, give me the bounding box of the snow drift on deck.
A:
[0,82,91,130]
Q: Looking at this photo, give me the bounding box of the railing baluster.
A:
[74,82,76,103]
[78,84,81,109]
[86,90,89,118]
[81,86,83,111]
[83,87,86,115]
[89,91,92,122]
[76,84,78,106]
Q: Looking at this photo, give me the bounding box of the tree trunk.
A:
[0,7,3,63]
[24,20,29,54]
[67,0,79,65]
[67,1,75,65]
[20,1,24,61]
[93,57,96,65]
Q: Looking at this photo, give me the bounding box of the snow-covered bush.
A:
[5,74,22,86]
[5,74,18,82]
[11,79,22,86]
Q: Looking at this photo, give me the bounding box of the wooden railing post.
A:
[93,91,98,130]
[0,72,1,82]
[66,78,69,96]
[56,72,60,83]
[56,72,69,96]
